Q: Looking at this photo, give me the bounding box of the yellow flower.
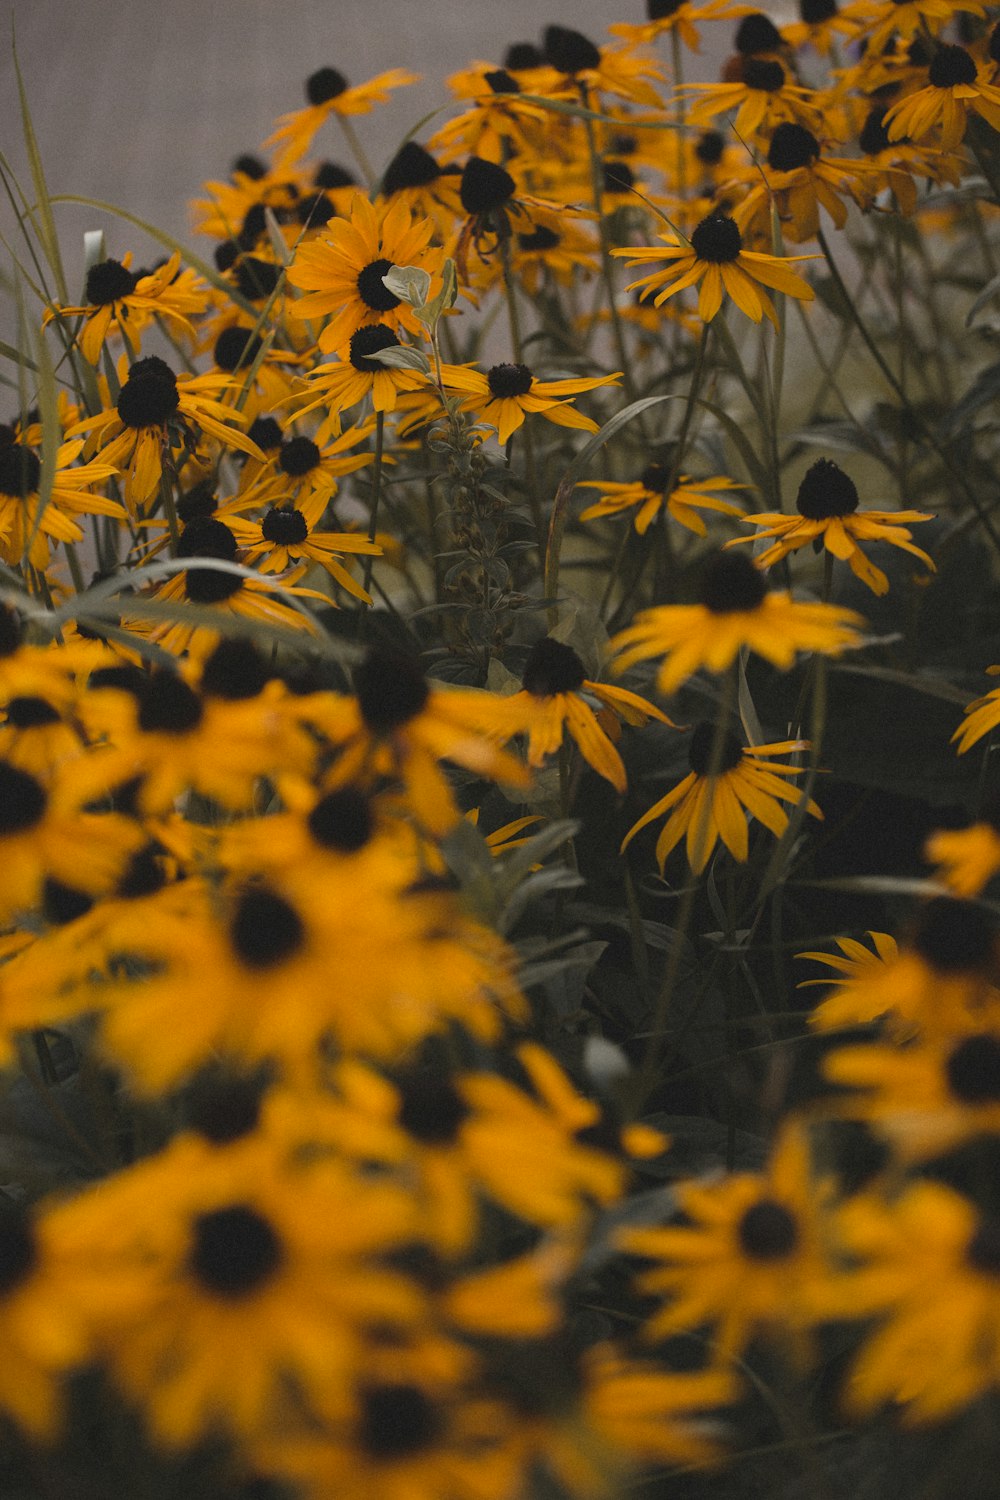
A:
[44,251,207,365]
[727,458,934,595]
[823,1179,1000,1423]
[610,552,863,696]
[286,192,439,354]
[613,212,817,327]
[926,816,1000,898]
[883,44,1000,149]
[953,666,1000,754]
[619,1125,834,1362]
[578,460,746,536]
[439,361,620,445]
[481,636,673,794]
[0,435,125,570]
[264,65,420,167]
[798,930,901,1030]
[622,724,819,874]
[677,59,824,139]
[287,326,431,435]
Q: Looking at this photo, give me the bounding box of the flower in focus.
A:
[439,361,620,445]
[727,458,935,595]
[578,459,746,536]
[622,723,819,874]
[613,212,817,327]
[45,251,207,364]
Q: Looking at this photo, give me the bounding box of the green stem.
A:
[360,410,385,611]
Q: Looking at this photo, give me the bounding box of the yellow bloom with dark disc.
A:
[481,637,674,794]
[613,212,816,327]
[882,43,1000,149]
[622,723,820,874]
[619,1125,834,1361]
[264,65,420,168]
[45,251,207,365]
[728,458,934,595]
[610,552,863,696]
[439,361,621,446]
[578,458,746,536]
[0,436,125,570]
[286,193,439,354]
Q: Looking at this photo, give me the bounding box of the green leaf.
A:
[12,40,68,302]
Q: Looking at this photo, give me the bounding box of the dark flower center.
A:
[188,1204,284,1298]
[700,552,768,614]
[306,67,348,106]
[350,324,401,372]
[307,787,374,852]
[117,844,168,899]
[5,696,60,728]
[695,130,726,165]
[43,878,93,926]
[929,45,977,90]
[356,258,401,314]
[522,637,586,696]
[460,157,515,215]
[735,13,784,54]
[383,142,442,194]
[116,357,179,429]
[518,225,561,252]
[768,123,821,172]
[262,507,310,546]
[913,899,996,974]
[990,22,1000,67]
[487,362,534,398]
[359,1384,444,1459]
[354,647,430,734]
[945,1033,1000,1104]
[967,1218,1000,1275]
[859,106,891,156]
[543,24,601,74]
[796,458,859,519]
[602,159,635,192]
[397,1073,470,1144]
[737,1198,799,1260]
[278,437,322,477]
[138,670,204,734]
[238,205,267,249]
[742,58,786,92]
[640,461,671,493]
[247,416,283,452]
[235,257,283,300]
[176,482,218,525]
[0,607,19,656]
[233,153,267,180]
[177,516,243,604]
[687,721,745,775]
[0,444,40,498]
[230,886,306,969]
[0,1216,37,1295]
[504,42,544,70]
[201,638,269,700]
[296,192,335,228]
[187,1077,265,1144]
[315,160,356,190]
[485,68,520,94]
[800,0,838,20]
[648,0,685,16]
[214,326,263,373]
[0,761,47,834]
[690,213,743,263]
[85,258,138,305]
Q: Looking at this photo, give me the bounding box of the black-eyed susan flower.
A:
[68,357,265,513]
[613,212,817,327]
[610,0,754,55]
[727,458,935,596]
[286,193,439,354]
[483,636,674,794]
[224,494,381,605]
[804,899,1000,1039]
[578,458,746,536]
[439,362,621,445]
[823,1026,1000,1160]
[287,326,432,435]
[248,420,376,511]
[0,435,125,570]
[264,65,420,168]
[954,668,1000,755]
[858,0,988,59]
[430,65,557,167]
[610,552,863,697]
[729,124,866,244]
[299,646,531,836]
[823,1180,1000,1423]
[798,930,900,1029]
[882,43,1000,148]
[677,58,824,139]
[540,24,666,107]
[926,812,1000,898]
[45,251,207,365]
[622,722,819,874]
[780,0,869,56]
[619,1125,833,1362]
